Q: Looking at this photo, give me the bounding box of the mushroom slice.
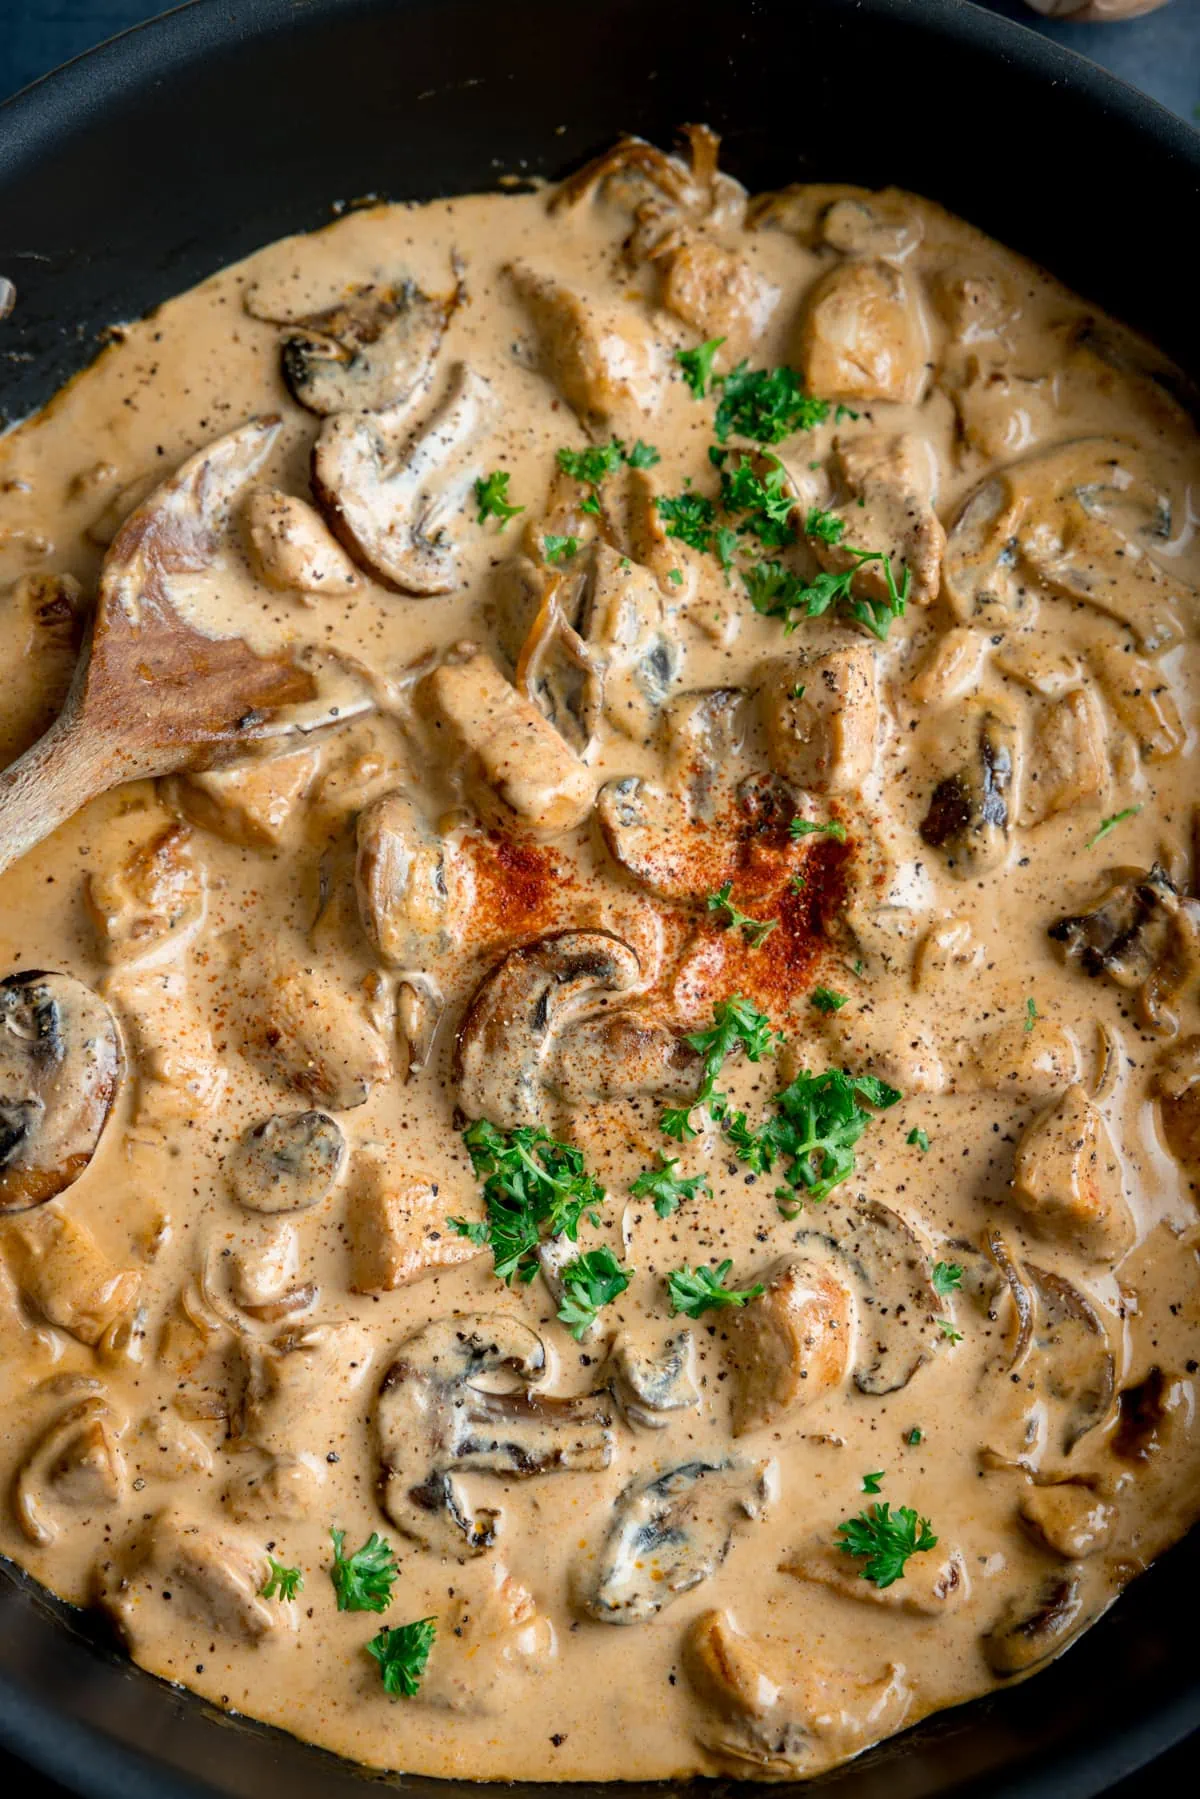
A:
[254,275,458,415]
[0,971,121,1212]
[982,1573,1087,1676]
[169,745,320,848]
[243,487,363,597]
[346,1146,483,1293]
[14,1395,127,1546]
[1048,864,1200,1034]
[918,703,1019,878]
[355,790,476,966]
[1112,1365,1193,1463]
[1026,1265,1116,1454]
[811,433,945,607]
[415,647,594,838]
[796,259,928,405]
[726,1254,856,1435]
[758,644,879,795]
[1011,1084,1134,1263]
[1089,644,1185,763]
[1018,1483,1114,1560]
[377,1314,613,1555]
[508,263,665,436]
[579,1458,773,1624]
[799,1198,941,1395]
[579,544,681,744]
[944,437,1191,647]
[247,950,392,1110]
[455,930,641,1129]
[418,1563,557,1715]
[100,1508,289,1648]
[1154,1035,1200,1172]
[547,1009,701,1109]
[312,362,495,594]
[225,1111,347,1214]
[781,1536,969,1616]
[610,1331,699,1429]
[1020,688,1109,828]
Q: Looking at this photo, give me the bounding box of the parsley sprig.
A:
[716,1067,902,1212]
[715,362,831,445]
[543,533,580,564]
[557,437,660,486]
[556,1245,632,1340]
[260,1556,303,1602]
[667,1260,765,1318]
[656,490,717,553]
[705,880,779,947]
[1087,806,1140,849]
[745,546,910,641]
[329,1529,399,1614]
[835,1502,938,1589]
[629,1156,709,1219]
[367,1618,437,1698]
[450,1120,605,1284]
[675,337,725,398]
[719,455,797,549]
[474,470,523,525]
[932,1260,963,1298]
[660,995,781,1141]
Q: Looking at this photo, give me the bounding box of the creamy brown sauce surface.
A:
[1,132,1200,1783]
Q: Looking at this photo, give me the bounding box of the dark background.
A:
[0,0,1197,1793]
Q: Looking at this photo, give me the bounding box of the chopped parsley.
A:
[714,362,830,445]
[1024,996,1039,1032]
[667,1259,765,1319]
[474,470,523,525]
[932,1260,964,1298]
[745,547,910,641]
[714,524,739,571]
[556,436,661,486]
[656,490,716,553]
[451,1119,605,1284]
[836,1502,937,1589]
[367,1618,437,1698]
[579,493,602,516]
[790,816,847,842]
[675,336,725,398]
[329,1529,399,1614]
[260,1556,303,1602]
[1087,806,1140,849]
[720,455,797,549]
[907,1128,930,1152]
[810,986,847,1014]
[705,880,779,947]
[630,1156,710,1219]
[626,438,662,469]
[907,1426,923,1446]
[557,1245,633,1340]
[717,1067,902,1211]
[937,1319,964,1344]
[862,1471,885,1494]
[661,995,781,1140]
[543,533,580,564]
[805,506,846,546]
[667,567,683,585]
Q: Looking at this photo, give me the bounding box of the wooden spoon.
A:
[0,417,336,878]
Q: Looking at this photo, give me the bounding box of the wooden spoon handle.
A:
[0,715,116,879]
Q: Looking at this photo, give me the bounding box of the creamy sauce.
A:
[1,135,1199,1782]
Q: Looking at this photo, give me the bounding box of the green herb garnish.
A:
[714,362,830,445]
[656,491,717,553]
[329,1529,399,1614]
[862,1471,885,1495]
[907,1128,930,1152]
[810,987,847,1014]
[1087,806,1140,849]
[836,1502,937,1589]
[451,1120,606,1284]
[805,506,846,545]
[675,337,726,398]
[661,995,782,1139]
[474,470,523,525]
[366,1618,437,1698]
[557,1245,633,1340]
[790,816,847,842]
[629,1156,710,1219]
[936,1319,963,1344]
[1024,996,1039,1032]
[932,1261,964,1298]
[543,533,580,564]
[260,1556,303,1602]
[667,1260,765,1319]
[705,880,779,947]
[745,547,909,641]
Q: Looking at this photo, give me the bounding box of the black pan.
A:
[0,1,1198,1794]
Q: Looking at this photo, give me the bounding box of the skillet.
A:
[0,1,1199,1794]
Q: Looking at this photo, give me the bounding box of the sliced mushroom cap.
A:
[797,1199,940,1395]
[943,437,1191,647]
[14,1395,127,1546]
[243,487,363,597]
[508,263,665,436]
[918,703,1020,878]
[355,790,476,967]
[376,1313,613,1555]
[781,1535,969,1616]
[1112,1364,1192,1463]
[796,259,928,405]
[312,362,495,594]
[1049,864,1200,1034]
[100,1507,289,1650]
[726,1254,857,1435]
[982,1572,1086,1676]
[1,972,121,1212]
[579,1458,773,1623]
[252,275,458,415]
[987,1246,1117,1458]
[225,1111,348,1214]
[455,930,642,1129]
[1011,1084,1134,1263]
[609,1331,700,1429]
[1018,1482,1115,1560]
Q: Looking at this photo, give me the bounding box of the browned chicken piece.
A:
[86,822,206,967]
[1089,643,1185,762]
[758,643,878,794]
[508,263,665,437]
[995,640,1085,699]
[169,746,320,848]
[236,1319,374,1458]
[346,1148,483,1293]
[781,1537,970,1616]
[355,790,476,966]
[415,648,594,838]
[1018,1482,1115,1560]
[1020,689,1109,828]
[657,237,779,360]
[960,1015,1081,1103]
[419,1563,557,1714]
[796,260,928,405]
[624,466,739,645]
[246,951,392,1111]
[1011,1084,1134,1263]
[1153,1036,1200,1173]
[109,969,227,1126]
[726,1254,856,1434]
[813,433,945,607]
[243,487,363,597]
[100,1508,290,1649]
[1,1208,140,1347]
[14,1395,127,1545]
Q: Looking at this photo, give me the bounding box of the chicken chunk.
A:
[814,433,945,607]
[1011,1084,1134,1263]
[657,238,779,359]
[1090,644,1185,763]
[1155,1036,1200,1174]
[960,1015,1081,1103]
[797,260,928,405]
[108,970,227,1126]
[245,947,392,1110]
[346,1148,483,1293]
[243,487,363,597]
[2,1209,140,1347]
[781,1536,969,1616]
[169,746,320,848]
[907,626,988,708]
[1018,1482,1114,1560]
[86,823,206,968]
[508,264,665,436]
[419,1564,557,1715]
[1020,689,1109,828]
[101,1509,289,1649]
[415,648,594,838]
[355,790,475,966]
[726,1255,856,1435]
[759,644,879,795]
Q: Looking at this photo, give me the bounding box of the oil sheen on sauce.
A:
[1,135,1199,1783]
